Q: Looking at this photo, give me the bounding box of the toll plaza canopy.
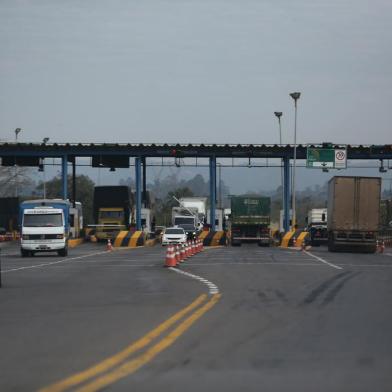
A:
[1,142,391,233]
[0,142,391,159]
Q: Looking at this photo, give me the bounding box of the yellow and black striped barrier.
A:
[199,230,228,246]
[280,229,309,248]
[114,231,145,247]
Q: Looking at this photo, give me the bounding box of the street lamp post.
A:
[14,128,22,197]
[289,92,301,229]
[274,112,284,211]
[42,138,49,199]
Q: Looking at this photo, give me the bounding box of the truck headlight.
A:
[56,234,64,239]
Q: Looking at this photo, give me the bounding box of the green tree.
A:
[36,174,95,224]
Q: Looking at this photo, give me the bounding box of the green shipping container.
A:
[231,196,271,225]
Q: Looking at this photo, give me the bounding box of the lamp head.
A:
[42,137,49,144]
[15,128,22,135]
[274,112,282,119]
[290,92,301,101]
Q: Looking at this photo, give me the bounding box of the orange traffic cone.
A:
[186,241,191,258]
[175,245,181,265]
[380,240,385,254]
[107,239,113,251]
[164,246,177,267]
[180,244,186,262]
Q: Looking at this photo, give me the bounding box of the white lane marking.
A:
[184,262,326,266]
[2,251,108,273]
[303,250,343,270]
[169,268,220,295]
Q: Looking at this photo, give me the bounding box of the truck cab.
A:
[306,208,328,246]
[173,215,197,239]
[96,207,127,241]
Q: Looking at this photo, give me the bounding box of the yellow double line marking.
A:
[39,293,220,392]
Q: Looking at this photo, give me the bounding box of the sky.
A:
[1,0,392,192]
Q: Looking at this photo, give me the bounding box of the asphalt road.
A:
[0,241,391,391]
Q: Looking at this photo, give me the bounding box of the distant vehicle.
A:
[306,208,328,246]
[172,213,198,239]
[19,199,71,257]
[161,227,187,246]
[93,186,132,241]
[230,195,271,246]
[179,197,207,230]
[328,176,381,253]
[132,207,153,234]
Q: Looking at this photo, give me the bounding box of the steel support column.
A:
[209,156,216,231]
[135,157,142,230]
[283,156,290,232]
[142,156,147,208]
[72,157,76,207]
[62,155,68,200]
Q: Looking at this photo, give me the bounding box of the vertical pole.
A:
[62,155,68,200]
[72,157,76,207]
[135,157,142,231]
[209,156,216,231]
[283,156,290,232]
[142,156,147,208]
[292,99,298,229]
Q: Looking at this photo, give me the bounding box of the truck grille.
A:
[25,234,59,240]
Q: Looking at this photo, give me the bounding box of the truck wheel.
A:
[58,248,68,257]
[231,240,241,247]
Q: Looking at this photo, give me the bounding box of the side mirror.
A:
[322,213,326,222]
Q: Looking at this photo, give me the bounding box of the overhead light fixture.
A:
[109,167,116,172]
[43,137,49,144]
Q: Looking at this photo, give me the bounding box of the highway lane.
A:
[0,242,391,391]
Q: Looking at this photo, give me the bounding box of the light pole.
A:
[14,128,22,197]
[274,112,284,210]
[42,138,49,199]
[290,92,301,229]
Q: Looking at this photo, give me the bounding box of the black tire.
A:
[58,248,68,257]
[231,240,241,247]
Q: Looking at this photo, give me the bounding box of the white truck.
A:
[19,199,70,257]
[171,207,198,239]
[179,197,207,228]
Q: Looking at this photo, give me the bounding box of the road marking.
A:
[39,294,207,392]
[2,251,109,273]
[169,267,220,294]
[74,294,221,392]
[303,250,343,270]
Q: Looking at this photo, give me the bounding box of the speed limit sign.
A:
[334,149,347,169]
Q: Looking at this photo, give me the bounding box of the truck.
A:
[230,195,271,246]
[171,207,198,239]
[327,176,381,253]
[19,199,71,257]
[93,186,132,241]
[178,197,207,230]
[306,208,328,246]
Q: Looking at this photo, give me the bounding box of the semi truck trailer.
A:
[327,176,381,253]
[230,195,271,246]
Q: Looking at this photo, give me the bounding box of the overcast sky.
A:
[1,0,391,145]
[1,1,391,192]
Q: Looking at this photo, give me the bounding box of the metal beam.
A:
[209,156,216,231]
[62,155,68,200]
[135,157,142,231]
[142,156,147,207]
[72,157,76,207]
[283,156,290,232]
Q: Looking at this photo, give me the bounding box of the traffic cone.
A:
[175,245,181,265]
[186,241,191,258]
[192,240,196,255]
[376,240,379,252]
[164,246,177,267]
[107,239,113,251]
[180,244,186,262]
[380,240,385,254]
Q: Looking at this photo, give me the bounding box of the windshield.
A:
[23,213,63,227]
[165,228,185,235]
[174,217,195,225]
[100,211,124,219]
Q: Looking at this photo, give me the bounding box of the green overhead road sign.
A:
[306,146,347,169]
